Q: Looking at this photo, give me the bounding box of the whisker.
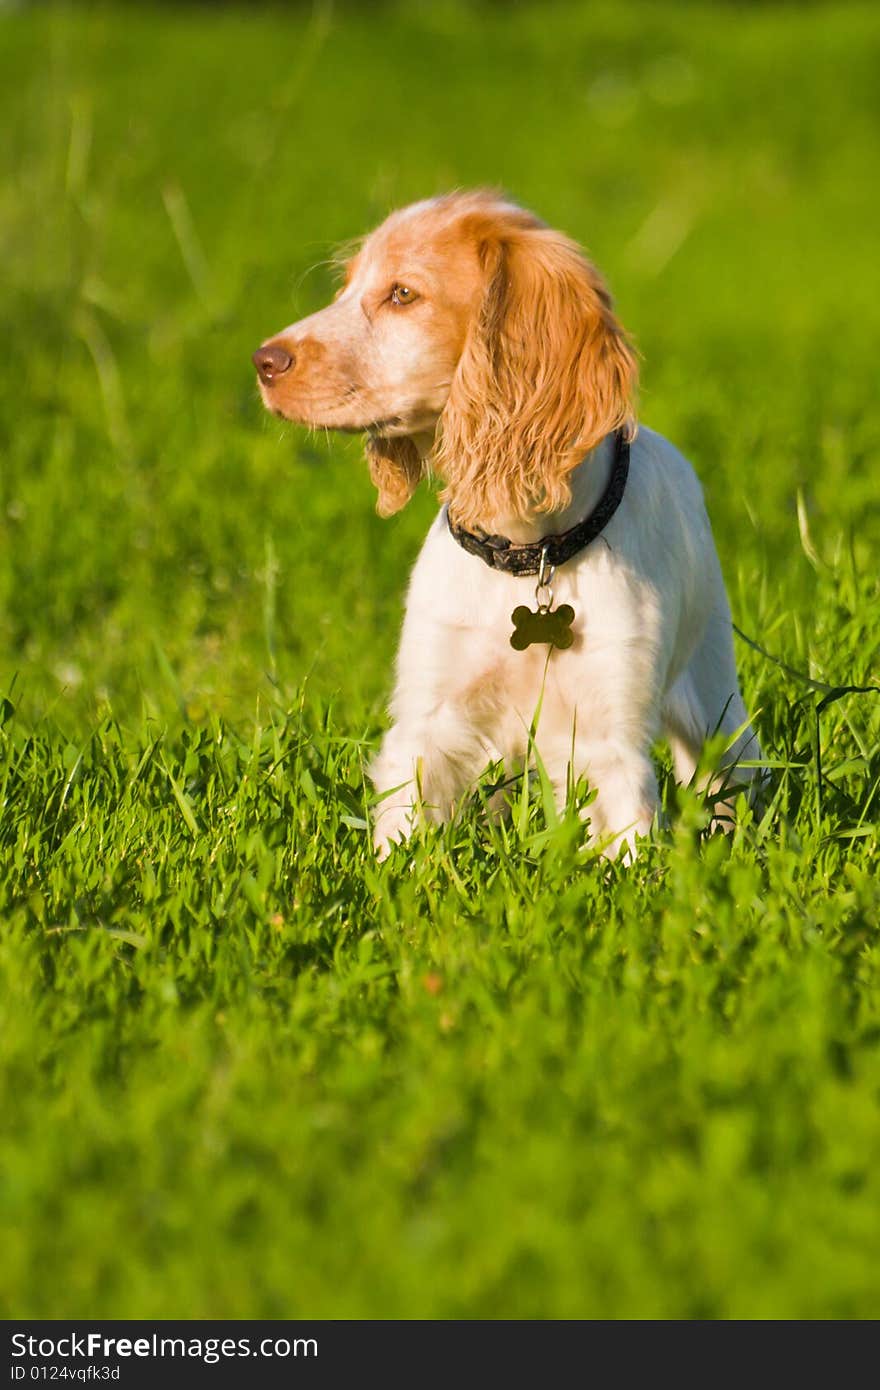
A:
[293,253,339,297]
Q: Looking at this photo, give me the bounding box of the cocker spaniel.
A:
[253,191,761,859]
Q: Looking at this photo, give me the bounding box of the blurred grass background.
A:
[1,0,879,1319]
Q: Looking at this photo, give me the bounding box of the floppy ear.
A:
[436,224,638,529]
[366,435,423,517]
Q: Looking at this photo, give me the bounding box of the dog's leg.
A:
[540,726,659,862]
[580,740,658,860]
[371,707,492,859]
[663,604,762,823]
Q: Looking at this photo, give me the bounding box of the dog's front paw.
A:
[372,805,416,862]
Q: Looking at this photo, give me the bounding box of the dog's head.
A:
[254,191,637,529]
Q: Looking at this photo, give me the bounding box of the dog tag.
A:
[510,603,575,651]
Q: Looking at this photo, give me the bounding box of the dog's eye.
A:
[390,284,417,306]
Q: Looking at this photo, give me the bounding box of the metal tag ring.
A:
[536,545,556,610]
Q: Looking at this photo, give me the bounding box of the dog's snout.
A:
[252,343,293,383]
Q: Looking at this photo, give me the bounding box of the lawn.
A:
[1,0,879,1319]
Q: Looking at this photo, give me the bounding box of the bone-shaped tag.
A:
[510,604,575,651]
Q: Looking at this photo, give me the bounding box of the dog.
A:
[253,190,761,859]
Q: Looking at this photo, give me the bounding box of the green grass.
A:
[1,0,879,1319]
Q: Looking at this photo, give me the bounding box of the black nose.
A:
[252,343,293,383]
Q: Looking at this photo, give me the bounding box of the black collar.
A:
[446,430,630,577]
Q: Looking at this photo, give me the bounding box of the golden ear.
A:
[366,435,423,517]
[436,224,637,530]
[573,266,639,457]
